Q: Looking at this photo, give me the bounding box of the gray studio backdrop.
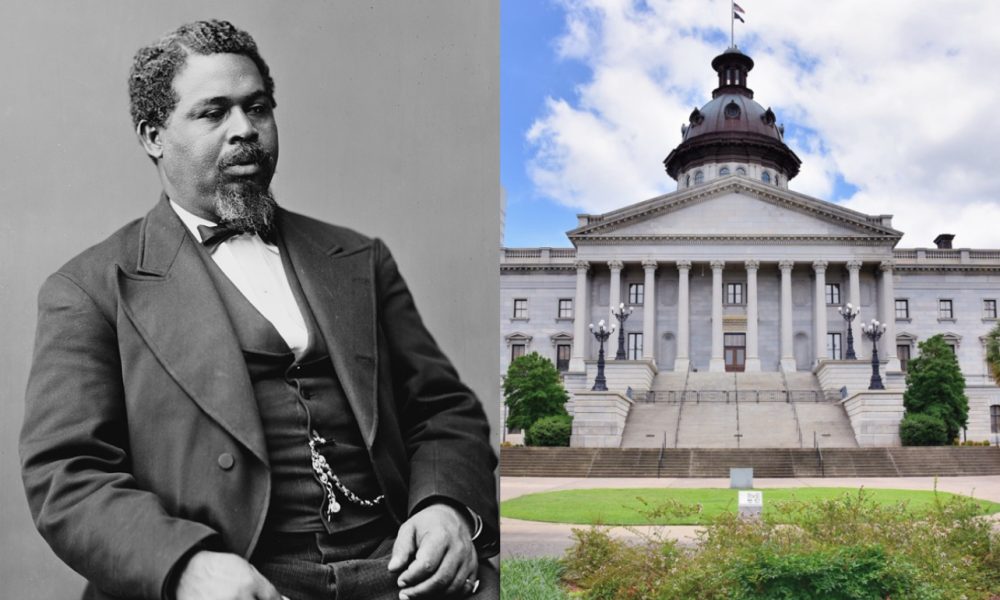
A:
[0,2,499,596]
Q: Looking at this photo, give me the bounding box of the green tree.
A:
[503,352,569,433]
[985,321,1000,386]
[525,414,572,447]
[902,334,968,443]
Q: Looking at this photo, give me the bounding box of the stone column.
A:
[641,260,658,361]
[813,260,829,366]
[846,260,864,359]
[744,260,761,372]
[709,260,725,372]
[779,260,796,372]
[879,260,900,371]
[674,260,692,372]
[608,260,624,316]
[570,260,590,372]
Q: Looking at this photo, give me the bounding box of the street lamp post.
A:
[838,303,860,360]
[589,319,615,391]
[611,303,633,360]
[861,319,887,390]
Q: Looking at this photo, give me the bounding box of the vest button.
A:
[217,453,235,470]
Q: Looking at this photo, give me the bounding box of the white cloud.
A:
[525,0,1000,247]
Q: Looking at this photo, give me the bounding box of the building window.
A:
[991,405,1000,434]
[513,298,527,319]
[719,166,730,176]
[628,283,645,305]
[511,344,526,362]
[827,333,842,360]
[736,166,747,176]
[895,299,909,320]
[761,171,771,184]
[726,282,744,305]
[627,333,643,360]
[775,175,781,186]
[898,344,911,372]
[985,299,998,319]
[558,298,573,319]
[685,174,690,187]
[556,344,571,371]
[694,170,704,185]
[825,283,841,305]
[939,299,954,320]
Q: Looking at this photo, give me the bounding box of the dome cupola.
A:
[664,47,801,189]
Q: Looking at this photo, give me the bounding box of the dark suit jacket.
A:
[20,199,498,600]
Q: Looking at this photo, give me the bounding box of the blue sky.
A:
[501,0,1000,249]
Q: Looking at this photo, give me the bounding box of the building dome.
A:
[664,47,801,183]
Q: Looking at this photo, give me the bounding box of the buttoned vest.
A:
[197,238,386,535]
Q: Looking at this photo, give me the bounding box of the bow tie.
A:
[198,223,276,253]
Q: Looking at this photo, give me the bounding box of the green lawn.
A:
[501,487,1000,525]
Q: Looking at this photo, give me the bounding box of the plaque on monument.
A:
[738,490,763,520]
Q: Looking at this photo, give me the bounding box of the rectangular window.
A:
[991,405,1000,434]
[825,283,841,305]
[895,299,909,320]
[556,344,571,371]
[558,298,573,319]
[513,298,527,319]
[985,299,998,319]
[628,283,644,305]
[510,344,526,362]
[939,299,954,319]
[827,333,842,360]
[627,333,643,360]
[726,282,744,305]
[898,344,911,372]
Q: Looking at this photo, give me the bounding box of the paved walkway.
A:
[500,476,1000,559]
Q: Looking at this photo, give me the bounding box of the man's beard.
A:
[213,181,277,237]
[214,142,278,236]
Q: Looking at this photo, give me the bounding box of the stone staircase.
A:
[620,371,856,448]
[499,446,1000,478]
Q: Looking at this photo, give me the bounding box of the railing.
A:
[814,431,825,477]
[649,389,823,403]
[657,431,666,478]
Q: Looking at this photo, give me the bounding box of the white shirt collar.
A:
[168,199,278,253]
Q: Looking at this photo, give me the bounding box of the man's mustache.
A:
[219,144,272,169]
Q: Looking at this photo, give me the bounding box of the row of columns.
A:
[569,258,899,373]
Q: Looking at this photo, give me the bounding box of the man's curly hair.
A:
[128,19,276,129]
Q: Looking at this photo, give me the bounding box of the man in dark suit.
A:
[20,20,497,600]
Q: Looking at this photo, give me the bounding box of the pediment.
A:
[569,178,902,243]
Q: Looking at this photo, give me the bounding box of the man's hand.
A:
[387,503,478,599]
[174,551,286,600]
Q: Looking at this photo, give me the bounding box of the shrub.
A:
[525,414,572,447]
[899,412,949,446]
[902,334,968,441]
[503,353,569,432]
[561,489,1000,599]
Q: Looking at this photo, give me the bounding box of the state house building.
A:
[500,48,1000,448]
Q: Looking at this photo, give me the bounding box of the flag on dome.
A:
[734,1,746,22]
[734,12,745,23]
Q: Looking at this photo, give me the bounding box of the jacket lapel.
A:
[278,212,379,447]
[117,199,269,465]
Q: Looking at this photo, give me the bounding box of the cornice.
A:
[568,233,900,247]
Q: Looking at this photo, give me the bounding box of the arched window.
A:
[719,166,730,176]
[992,405,1000,434]
[694,170,704,185]
[736,166,747,176]
[761,171,771,184]
[774,175,780,186]
[685,174,691,187]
